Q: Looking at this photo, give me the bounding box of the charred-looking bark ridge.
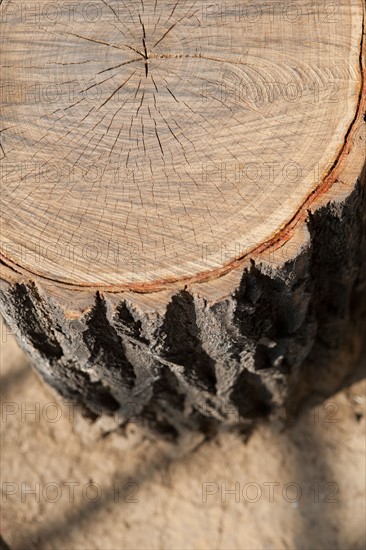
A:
[0,0,365,436]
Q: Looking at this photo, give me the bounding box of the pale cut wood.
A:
[0,0,365,435]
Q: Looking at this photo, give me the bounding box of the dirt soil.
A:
[0,317,365,550]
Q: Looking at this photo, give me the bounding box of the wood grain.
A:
[0,0,364,288]
[0,0,365,435]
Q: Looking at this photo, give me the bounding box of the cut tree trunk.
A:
[0,0,365,436]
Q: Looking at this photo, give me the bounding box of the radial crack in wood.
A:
[0,0,365,436]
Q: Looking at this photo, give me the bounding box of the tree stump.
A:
[0,0,365,436]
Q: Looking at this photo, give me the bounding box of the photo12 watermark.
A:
[1,480,139,504]
[202,481,340,504]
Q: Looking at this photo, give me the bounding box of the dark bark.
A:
[0,174,365,438]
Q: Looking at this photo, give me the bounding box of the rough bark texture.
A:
[1,169,365,437]
[1,0,365,438]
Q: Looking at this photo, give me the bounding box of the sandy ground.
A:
[0,317,365,550]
